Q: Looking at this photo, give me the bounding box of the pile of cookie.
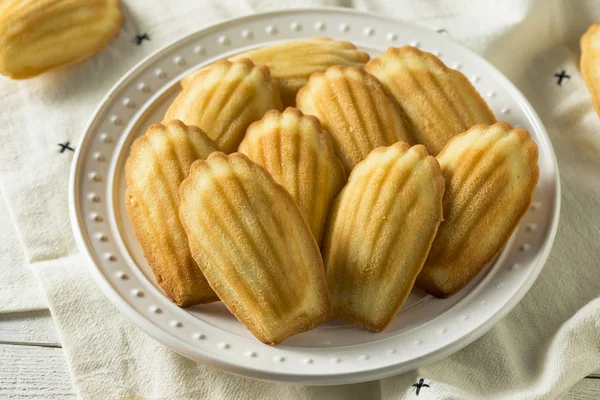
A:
[125,38,539,345]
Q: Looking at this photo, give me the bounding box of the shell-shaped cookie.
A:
[181,37,370,107]
[0,0,123,79]
[296,66,414,173]
[164,59,282,153]
[125,120,220,307]
[179,152,331,345]
[581,24,600,117]
[417,123,539,298]
[366,46,496,154]
[238,108,346,245]
[323,142,445,331]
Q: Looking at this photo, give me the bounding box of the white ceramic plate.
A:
[69,8,560,385]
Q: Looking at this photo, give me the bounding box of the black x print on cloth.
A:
[554,70,570,86]
[412,378,430,396]
[135,33,150,45]
[58,142,74,153]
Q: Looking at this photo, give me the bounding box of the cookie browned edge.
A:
[297,64,401,108]
[180,58,281,97]
[229,37,370,63]
[365,46,496,125]
[124,120,220,307]
[581,24,600,117]
[307,37,371,62]
[295,65,414,162]
[325,142,445,331]
[178,152,332,345]
[418,122,539,298]
[0,0,124,79]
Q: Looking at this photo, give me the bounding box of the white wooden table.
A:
[1,310,599,399]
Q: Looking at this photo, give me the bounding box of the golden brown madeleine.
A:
[179,152,331,345]
[323,142,445,331]
[164,59,282,153]
[366,46,496,154]
[181,38,370,106]
[238,108,346,245]
[125,120,219,307]
[296,66,414,173]
[417,123,539,297]
[581,24,600,117]
[0,0,123,79]
[180,63,211,89]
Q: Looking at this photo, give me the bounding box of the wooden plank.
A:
[0,310,598,398]
[0,344,76,399]
[0,311,60,347]
[562,377,600,399]
[0,342,597,399]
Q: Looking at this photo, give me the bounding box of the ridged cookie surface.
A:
[366,46,496,154]
[581,24,600,117]
[296,66,414,173]
[417,123,539,297]
[179,152,331,345]
[0,0,123,78]
[125,120,219,307]
[164,59,282,153]
[238,108,346,245]
[323,142,445,331]
[181,37,370,107]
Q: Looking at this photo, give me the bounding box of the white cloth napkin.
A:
[1,0,600,398]
[0,188,46,312]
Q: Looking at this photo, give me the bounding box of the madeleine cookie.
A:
[296,66,414,173]
[179,152,331,345]
[164,59,282,153]
[581,24,600,117]
[417,123,539,297]
[323,142,444,331]
[366,46,496,154]
[125,120,219,307]
[181,37,370,107]
[0,0,123,79]
[238,108,346,245]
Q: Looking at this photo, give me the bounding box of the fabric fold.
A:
[1,0,599,398]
